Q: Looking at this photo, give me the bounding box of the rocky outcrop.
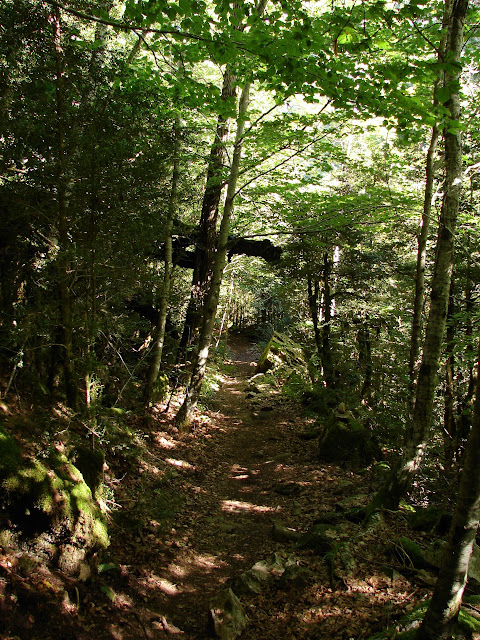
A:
[0,427,109,579]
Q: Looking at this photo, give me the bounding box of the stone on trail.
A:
[277,564,314,589]
[255,331,310,379]
[208,588,247,640]
[232,569,267,596]
[318,408,381,464]
[273,481,303,497]
[271,519,301,543]
[296,523,343,553]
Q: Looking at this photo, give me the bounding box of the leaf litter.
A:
[0,335,434,640]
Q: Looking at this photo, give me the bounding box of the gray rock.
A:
[232,570,265,596]
[331,542,356,579]
[277,564,314,589]
[272,520,301,543]
[208,588,247,640]
[296,523,342,553]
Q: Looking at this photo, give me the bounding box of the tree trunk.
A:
[321,252,335,388]
[407,0,450,423]
[176,68,237,361]
[175,83,251,429]
[416,328,480,640]
[408,122,440,393]
[307,275,322,361]
[444,279,456,469]
[176,0,268,361]
[53,7,78,410]
[367,0,468,514]
[358,321,373,400]
[144,116,180,404]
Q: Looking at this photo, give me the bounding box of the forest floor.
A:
[1,335,436,640]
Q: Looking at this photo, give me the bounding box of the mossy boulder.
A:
[318,415,380,464]
[0,430,109,578]
[256,332,310,380]
[0,425,21,472]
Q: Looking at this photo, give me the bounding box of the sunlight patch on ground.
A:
[192,552,227,571]
[231,464,247,472]
[139,574,181,596]
[167,563,189,579]
[155,434,177,449]
[230,553,245,562]
[221,499,275,514]
[139,460,162,475]
[230,463,261,483]
[190,485,208,494]
[163,551,227,587]
[114,593,134,608]
[165,458,195,470]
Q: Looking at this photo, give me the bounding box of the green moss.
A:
[397,536,428,569]
[71,482,93,501]
[93,518,110,548]
[1,444,109,560]
[151,373,169,403]
[0,427,20,473]
[458,608,480,632]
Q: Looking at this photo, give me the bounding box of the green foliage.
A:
[0,427,20,473]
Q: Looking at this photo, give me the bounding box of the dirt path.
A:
[56,335,421,640]
[102,335,331,638]
[0,336,440,640]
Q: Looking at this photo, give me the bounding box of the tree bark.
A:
[358,321,372,400]
[416,328,480,640]
[321,252,335,389]
[307,275,322,361]
[53,6,78,410]
[367,0,468,514]
[176,68,237,361]
[444,279,457,469]
[176,0,268,361]
[175,82,251,429]
[144,116,180,404]
[408,123,440,393]
[408,0,450,405]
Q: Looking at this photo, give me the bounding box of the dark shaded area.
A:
[157,235,282,268]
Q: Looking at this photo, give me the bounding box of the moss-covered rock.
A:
[256,332,309,380]
[74,445,105,497]
[0,426,20,472]
[0,431,109,579]
[318,415,380,464]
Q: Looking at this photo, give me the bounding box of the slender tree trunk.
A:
[453,239,476,458]
[144,116,180,404]
[408,0,451,403]
[176,70,237,361]
[177,0,267,361]
[408,124,440,392]
[53,7,78,410]
[321,252,335,388]
[416,327,480,640]
[358,321,373,400]
[175,83,251,429]
[367,0,468,514]
[307,252,335,388]
[464,234,475,400]
[307,275,323,359]
[444,279,456,469]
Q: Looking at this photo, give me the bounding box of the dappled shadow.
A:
[0,335,432,639]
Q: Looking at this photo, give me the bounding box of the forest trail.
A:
[106,333,335,639]
[13,335,424,640]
